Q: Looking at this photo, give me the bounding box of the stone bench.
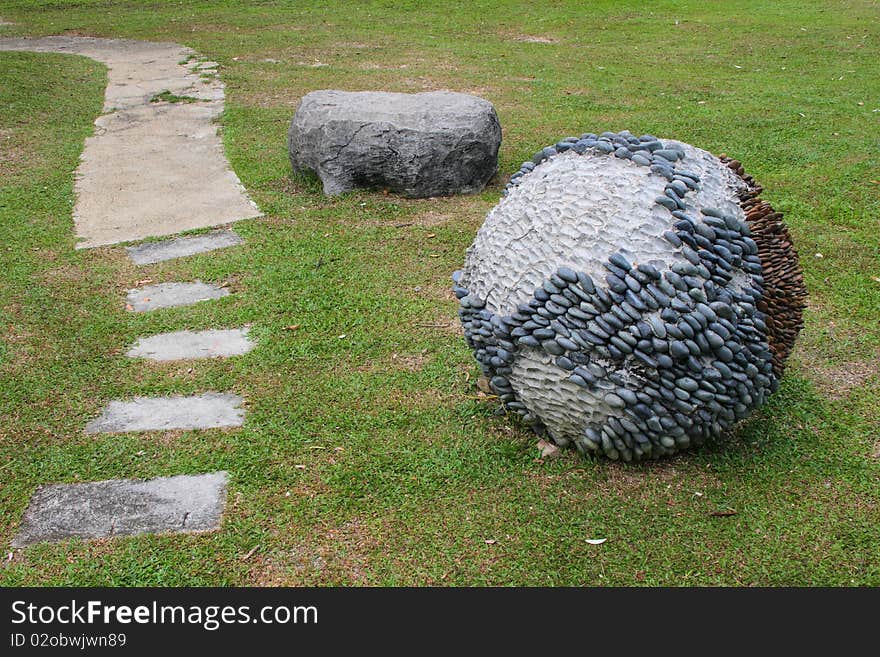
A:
[288,90,501,198]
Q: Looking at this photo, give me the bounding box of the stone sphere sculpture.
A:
[453,130,806,461]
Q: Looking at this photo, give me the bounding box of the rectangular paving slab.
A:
[84,392,244,434]
[127,328,255,361]
[126,229,243,265]
[126,280,230,312]
[11,472,228,547]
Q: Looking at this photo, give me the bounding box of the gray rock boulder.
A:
[288,90,501,197]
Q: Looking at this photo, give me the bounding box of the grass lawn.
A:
[0,0,877,586]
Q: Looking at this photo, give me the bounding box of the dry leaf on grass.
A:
[240,545,260,561]
[537,438,561,459]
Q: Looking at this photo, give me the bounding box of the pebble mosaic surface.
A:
[455,130,806,461]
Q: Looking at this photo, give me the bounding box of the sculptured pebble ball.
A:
[454,130,806,461]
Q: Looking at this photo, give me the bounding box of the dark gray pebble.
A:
[673,175,698,190]
[546,300,566,315]
[577,272,596,294]
[556,336,579,351]
[663,230,682,246]
[654,149,681,162]
[670,341,689,359]
[490,376,510,389]
[625,289,646,310]
[556,356,575,370]
[604,393,626,408]
[648,316,667,338]
[606,274,627,293]
[549,293,571,308]
[610,336,633,354]
[542,340,565,356]
[557,266,578,283]
[568,307,592,321]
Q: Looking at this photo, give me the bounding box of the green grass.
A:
[149,89,203,104]
[0,0,878,586]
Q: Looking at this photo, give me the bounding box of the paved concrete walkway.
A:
[0,36,261,248]
[7,35,255,548]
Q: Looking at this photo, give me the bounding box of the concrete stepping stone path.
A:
[84,392,245,434]
[127,327,254,361]
[11,472,228,547]
[126,280,230,312]
[4,36,255,549]
[0,36,261,248]
[126,229,244,265]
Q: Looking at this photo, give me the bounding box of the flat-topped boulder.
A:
[288,90,501,198]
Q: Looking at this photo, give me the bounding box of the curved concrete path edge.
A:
[0,35,262,248]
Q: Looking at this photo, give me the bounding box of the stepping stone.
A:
[126,229,243,265]
[11,472,228,547]
[126,280,230,312]
[84,392,244,434]
[127,328,254,361]
[0,36,261,248]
